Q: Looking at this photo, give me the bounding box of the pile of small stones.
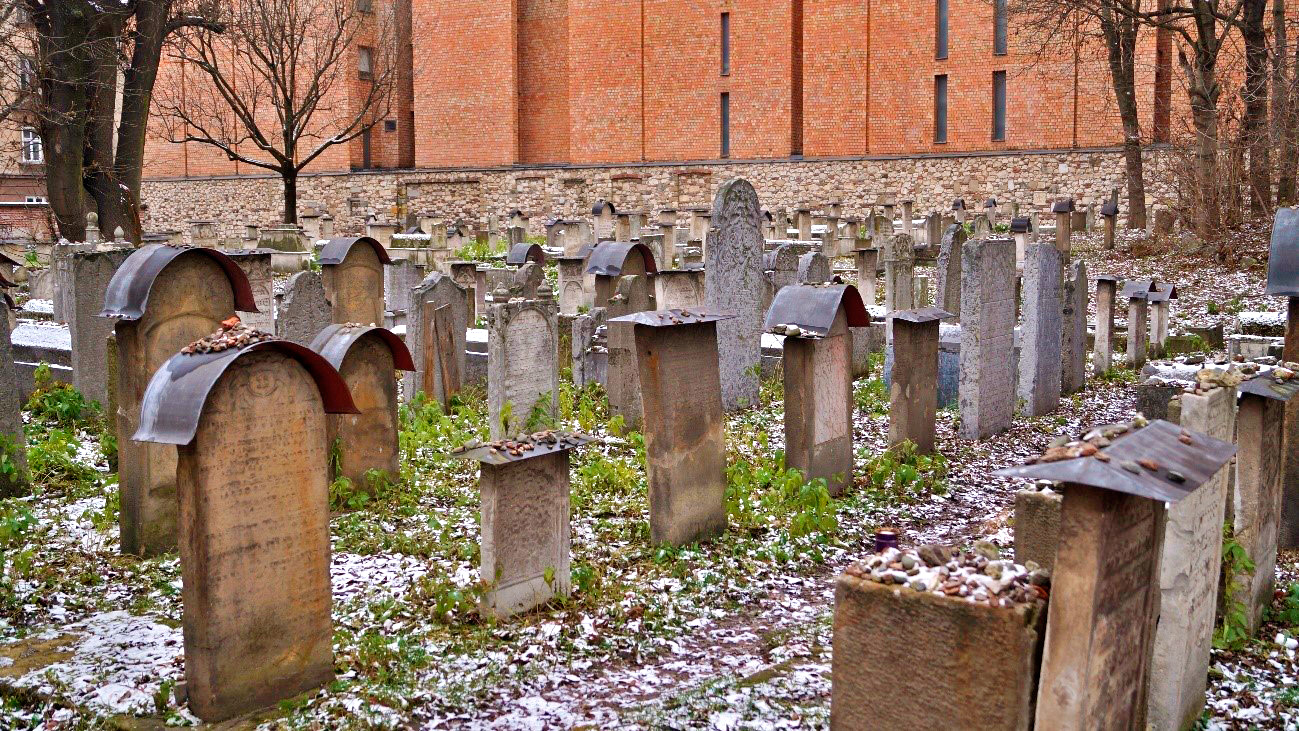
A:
[181,316,272,355]
[1031,414,1150,464]
[769,323,822,338]
[452,430,587,458]
[845,542,1049,608]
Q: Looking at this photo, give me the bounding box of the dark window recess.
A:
[994,0,1008,55]
[358,47,373,80]
[384,119,397,132]
[936,0,949,60]
[720,92,731,158]
[992,71,1007,140]
[721,12,731,76]
[934,75,948,143]
[361,128,372,169]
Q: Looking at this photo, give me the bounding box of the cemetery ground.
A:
[1,230,1298,729]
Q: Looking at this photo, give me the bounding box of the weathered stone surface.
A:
[1018,243,1062,417]
[785,310,853,495]
[889,316,941,454]
[513,261,543,299]
[854,248,878,305]
[68,248,132,404]
[572,308,607,389]
[706,179,765,411]
[1094,279,1118,375]
[276,271,332,346]
[654,269,706,310]
[606,276,653,430]
[174,351,333,721]
[322,242,384,325]
[225,250,274,332]
[797,252,831,284]
[1127,298,1149,369]
[1134,381,1180,420]
[935,224,967,319]
[327,333,401,490]
[832,573,1045,731]
[383,258,423,315]
[487,297,559,439]
[407,273,467,407]
[1233,393,1285,634]
[1061,260,1088,394]
[959,238,1016,440]
[1013,488,1061,571]
[1150,386,1234,731]
[635,320,727,546]
[0,298,25,495]
[883,234,915,313]
[557,257,587,315]
[479,450,571,618]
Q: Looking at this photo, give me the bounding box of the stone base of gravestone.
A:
[1014,488,1061,571]
[832,573,1046,731]
[1135,381,1181,420]
[480,451,571,618]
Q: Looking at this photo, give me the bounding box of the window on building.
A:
[936,0,949,60]
[18,57,35,90]
[355,0,373,12]
[358,47,373,80]
[992,71,1007,140]
[994,0,1008,55]
[720,12,731,76]
[934,75,948,143]
[384,119,397,132]
[361,128,372,169]
[24,195,47,204]
[20,127,42,164]
[720,92,731,158]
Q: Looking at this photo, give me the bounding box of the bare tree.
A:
[1240,0,1270,213]
[156,0,397,224]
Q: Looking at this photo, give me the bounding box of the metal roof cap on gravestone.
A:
[890,307,955,324]
[452,432,595,466]
[608,308,737,327]
[993,419,1236,503]
[763,284,871,336]
[134,340,358,446]
[1148,283,1179,303]
[100,244,258,320]
[1267,207,1299,296]
[585,241,659,276]
[308,324,416,372]
[951,199,966,211]
[1052,199,1076,214]
[318,236,392,266]
[1096,273,1123,282]
[506,243,545,266]
[1238,372,1299,402]
[1121,278,1170,300]
[592,200,615,216]
[1010,217,1033,234]
[1101,200,1120,217]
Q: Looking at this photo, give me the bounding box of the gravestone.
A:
[705,179,765,411]
[134,338,355,722]
[935,224,967,320]
[959,238,1016,440]
[311,325,414,491]
[769,243,802,293]
[1018,243,1062,417]
[883,234,916,313]
[1127,295,1149,368]
[513,261,543,299]
[225,250,275,332]
[797,252,831,284]
[447,261,480,322]
[589,242,655,308]
[487,293,559,439]
[606,275,653,430]
[889,308,952,454]
[611,310,731,545]
[102,246,256,557]
[0,298,25,494]
[276,271,332,346]
[383,258,424,316]
[654,269,706,310]
[854,247,878,305]
[557,257,587,315]
[1014,487,1062,571]
[407,273,468,407]
[1061,260,1088,394]
[67,248,133,404]
[571,308,607,388]
[320,237,388,326]
[1094,275,1120,375]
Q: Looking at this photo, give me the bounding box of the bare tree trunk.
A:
[1243,0,1272,214]
[114,0,173,243]
[283,169,299,225]
[1100,4,1147,228]
[85,20,127,239]
[1274,0,1295,202]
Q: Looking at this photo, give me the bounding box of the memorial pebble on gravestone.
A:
[133,328,357,722]
[487,289,560,440]
[407,272,468,407]
[959,238,1016,440]
[706,179,765,412]
[1018,243,1063,417]
[319,237,390,326]
[276,270,333,346]
[101,245,258,557]
[310,324,414,491]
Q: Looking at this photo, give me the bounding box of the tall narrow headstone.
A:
[854,247,878,305]
[557,257,588,315]
[1061,260,1088,394]
[883,234,916,314]
[935,225,967,320]
[705,179,765,411]
[487,292,559,439]
[959,238,1016,440]
[606,275,653,430]
[1094,275,1120,375]
[408,273,467,407]
[1127,295,1149,369]
[67,249,133,404]
[889,308,952,454]
[0,298,25,494]
[1018,243,1063,417]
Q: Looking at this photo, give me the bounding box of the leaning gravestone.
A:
[487,290,560,439]
[407,273,467,407]
[311,325,414,491]
[959,238,1016,440]
[1018,243,1063,417]
[101,245,257,557]
[276,271,332,346]
[133,326,356,722]
[0,298,25,494]
[320,237,388,326]
[705,179,765,411]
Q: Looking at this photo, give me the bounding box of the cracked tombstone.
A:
[1093,275,1121,375]
[888,307,954,455]
[133,333,357,722]
[610,309,732,546]
[1018,243,1063,417]
[766,285,870,496]
[408,272,467,408]
[935,224,967,321]
[319,237,389,326]
[310,325,414,492]
[101,245,258,557]
[959,238,1016,440]
[995,420,1236,731]
[487,289,559,440]
[276,271,332,347]
[606,275,654,430]
[454,433,592,619]
[706,178,765,412]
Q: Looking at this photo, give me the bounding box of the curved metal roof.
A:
[591,199,616,216]
[99,244,258,321]
[1268,207,1299,296]
[584,241,659,276]
[763,284,871,336]
[1052,199,1076,214]
[134,339,358,445]
[506,243,545,266]
[319,236,392,266]
[308,324,415,372]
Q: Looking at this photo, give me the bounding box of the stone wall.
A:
[139,147,1176,244]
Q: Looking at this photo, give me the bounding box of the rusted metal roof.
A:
[993,419,1236,503]
[1238,373,1299,402]
[763,284,871,336]
[1051,199,1076,214]
[452,432,595,466]
[608,308,737,327]
[506,243,545,266]
[309,324,415,372]
[1268,207,1299,296]
[890,307,954,324]
[99,244,258,321]
[585,241,659,276]
[134,340,358,445]
[319,236,392,266]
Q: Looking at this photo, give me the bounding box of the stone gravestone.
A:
[883,234,916,313]
[1093,275,1120,375]
[571,308,607,388]
[67,248,133,404]
[767,285,868,496]
[311,325,414,491]
[705,179,765,411]
[935,224,967,320]
[959,238,1016,440]
[654,270,706,310]
[320,237,388,326]
[889,308,953,455]
[611,309,731,546]
[557,257,587,315]
[606,275,653,430]
[513,261,543,300]
[0,298,25,494]
[407,272,468,407]
[797,252,831,285]
[1018,243,1063,417]
[383,258,424,316]
[1014,486,1062,571]
[854,247,878,305]
[995,420,1236,731]
[133,334,356,722]
[1127,294,1149,369]
[276,271,332,346]
[447,261,480,322]
[225,250,275,332]
[1150,385,1235,731]
[487,291,560,439]
[102,245,257,557]
[1061,260,1088,394]
[768,243,802,294]
[455,433,592,618]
